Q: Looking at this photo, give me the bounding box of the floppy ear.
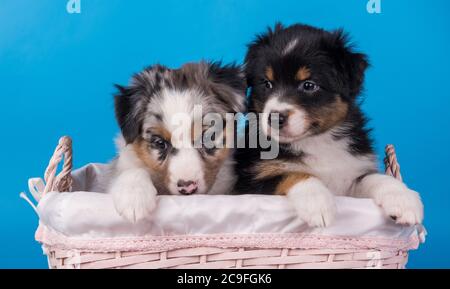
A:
[329,29,370,99]
[207,62,247,113]
[345,51,369,98]
[244,22,285,88]
[208,62,246,93]
[114,84,145,144]
[244,41,262,89]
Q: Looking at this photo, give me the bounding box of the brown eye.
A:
[264,80,273,89]
[300,81,319,92]
[150,136,169,151]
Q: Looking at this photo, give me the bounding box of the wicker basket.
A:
[44,247,408,269]
[24,136,422,269]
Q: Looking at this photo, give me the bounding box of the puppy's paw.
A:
[287,178,336,227]
[109,169,157,223]
[370,178,423,225]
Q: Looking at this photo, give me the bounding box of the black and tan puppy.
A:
[235,23,423,227]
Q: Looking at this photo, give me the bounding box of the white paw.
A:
[374,183,423,225]
[109,169,157,223]
[362,174,424,225]
[287,178,336,227]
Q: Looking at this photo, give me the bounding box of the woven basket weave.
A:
[45,247,408,269]
[34,136,411,269]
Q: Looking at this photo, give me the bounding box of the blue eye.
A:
[150,136,169,151]
[203,146,217,155]
[300,81,319,92]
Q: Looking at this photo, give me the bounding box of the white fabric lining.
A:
[34,163,424,243]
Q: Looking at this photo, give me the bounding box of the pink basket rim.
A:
[35,224,420,253]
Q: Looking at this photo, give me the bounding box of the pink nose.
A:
[177,180,198,195]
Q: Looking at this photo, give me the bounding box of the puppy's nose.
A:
[268,110,289,129]
[177,180,198,195]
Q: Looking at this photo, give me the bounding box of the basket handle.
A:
[43,136,73,196]
[384,144,403,182]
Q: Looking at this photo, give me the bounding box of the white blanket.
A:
[35,164,425,244]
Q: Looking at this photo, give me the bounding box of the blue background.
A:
[0,0,449,269]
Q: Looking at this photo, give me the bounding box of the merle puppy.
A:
[235,23,423,227]
[109,62,246,223]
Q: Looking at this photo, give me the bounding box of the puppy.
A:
[109,62,246,223]
[235,23,424,227]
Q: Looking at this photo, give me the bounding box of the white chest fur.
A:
[289,131,377,196]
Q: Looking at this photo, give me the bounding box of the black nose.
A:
[268,110,289,129]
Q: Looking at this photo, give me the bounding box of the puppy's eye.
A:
[264,80,273,89]
[300,81,319,93]
[150,136,169,151]
[202,133,218,155]
[203,146,217,155]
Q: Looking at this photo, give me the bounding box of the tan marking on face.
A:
[253,161,288,180]
[309,95,349,133]
[296,67,311,81]
[202,147,230,189]
[148,126,172,142]
[265,66,274,81]
[201,124,232,189]
[275,172,312,195]
[133,139,170,194]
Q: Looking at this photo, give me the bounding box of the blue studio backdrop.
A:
[0,0,449,269]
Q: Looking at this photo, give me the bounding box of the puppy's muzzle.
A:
[177,179,199,195]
